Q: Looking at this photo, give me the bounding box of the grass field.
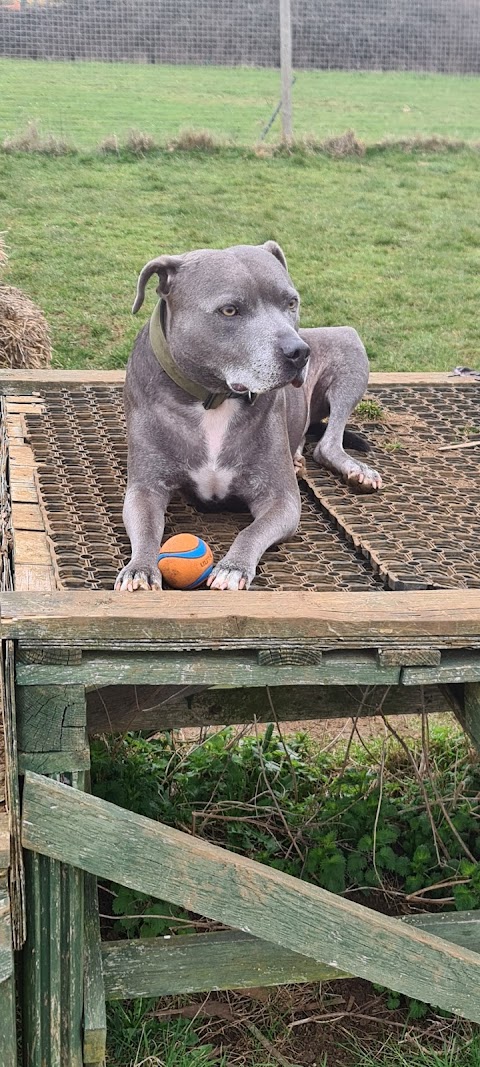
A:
[1,147,479,371]
[1,60,480,147]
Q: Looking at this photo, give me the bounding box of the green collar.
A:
[149,301,256,410]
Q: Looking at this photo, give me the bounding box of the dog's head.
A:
[132,241,310,395]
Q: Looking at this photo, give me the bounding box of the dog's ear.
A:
[262,240,288,272]
[132,255,184,314]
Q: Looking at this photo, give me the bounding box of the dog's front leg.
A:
[115,484,170,592]
[207,487,301,591]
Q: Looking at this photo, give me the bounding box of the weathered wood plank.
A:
[3,590,480,649]
[102,930,349,999]
[403,911,480,953]
[463,683,480,754]
[0,973,17,1067]
[0,890,14,985]
[61,859,84,1067]
[102,913,480,1001]
[21,773,480,1022]
[378,648,441,668]
[0,913,17,1067]
[1,642,25,948]
[0,370,476,391]
[13,565,57,591]
[403,654,480,685]
[11,503,45,531]
[16,684,87,754]
[0,370,124,392]
[22,780,85,1067]
[13,530,53,567]
[87,681,450,734]
[83,875,107,1067]
[18,749,91,774]
[16,650,400,689]
[0,814,10,872]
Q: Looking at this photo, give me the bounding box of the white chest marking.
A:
[193,399,236,500]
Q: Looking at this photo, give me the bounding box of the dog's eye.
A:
[288,298,298,311]
[219,305,238,317]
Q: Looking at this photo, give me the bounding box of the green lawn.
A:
[1,60,480,147]
[1,147,479,371]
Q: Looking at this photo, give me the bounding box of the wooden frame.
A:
[2,370,480,1064]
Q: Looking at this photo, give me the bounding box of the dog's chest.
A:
[191,400,237,501]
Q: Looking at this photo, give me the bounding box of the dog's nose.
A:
[281,338,310,367]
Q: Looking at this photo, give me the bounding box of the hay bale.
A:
[0,285,52,368]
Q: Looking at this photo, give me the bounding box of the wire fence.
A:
[1,0,480,74]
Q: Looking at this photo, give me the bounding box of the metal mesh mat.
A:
[19,381,480,593]
[22,386,380,593]
[304,383,480,590]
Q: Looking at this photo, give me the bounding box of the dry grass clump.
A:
[0,285,52,368]
[316,129,366,157]
[124,128,157,154]
[2,121,71,156]
[168,127,226,152]
[98,133,120,155]
[374,134,470,153]
[256,129,366,158]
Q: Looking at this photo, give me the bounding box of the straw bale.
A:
[0,284,52,368]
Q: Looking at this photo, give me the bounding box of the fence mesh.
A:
[1,0,479,74]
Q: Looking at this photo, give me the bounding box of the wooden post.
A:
[19,676,88,1067]
[0,890,17,1067]
[465,683,480,752]
[279,0,293,142]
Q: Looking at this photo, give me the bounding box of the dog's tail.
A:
[309,422,371,454]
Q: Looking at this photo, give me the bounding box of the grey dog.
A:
[115,241,382,593]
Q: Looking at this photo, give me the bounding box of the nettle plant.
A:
[91,723,480,940]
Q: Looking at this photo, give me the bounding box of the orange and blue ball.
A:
[157,533,214,589]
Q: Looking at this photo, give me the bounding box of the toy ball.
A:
[157,533,214,589]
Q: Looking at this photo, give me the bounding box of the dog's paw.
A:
[344,460,382,492]
[207,559,254,591]
[114,561,163,593]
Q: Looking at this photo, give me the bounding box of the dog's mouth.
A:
[290,361,309,389]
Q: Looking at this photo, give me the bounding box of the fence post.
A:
[279,0,293,142]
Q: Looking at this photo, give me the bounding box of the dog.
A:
[115,241,381,592]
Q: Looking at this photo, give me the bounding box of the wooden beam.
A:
[0,893,16,1067]
[83,875,107,1067]
[403,911,480,954]
[0,370,124,393]
[0,890,14,985]
[1,642,25,949]
[16,650,400,688]
[22,776,85,1067]
[3,590,480,649]
[102,913,480,1001]
[403,653,480,685]
[0,814,10,874]
[102,930,349,999]
[86,682,451,734]
[22,773,480,1022]
[1,370,477,391]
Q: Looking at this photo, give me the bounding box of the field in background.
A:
[1,60,480,146]
[1,147,479,372]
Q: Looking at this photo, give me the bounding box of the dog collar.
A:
[149,301,256,410]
